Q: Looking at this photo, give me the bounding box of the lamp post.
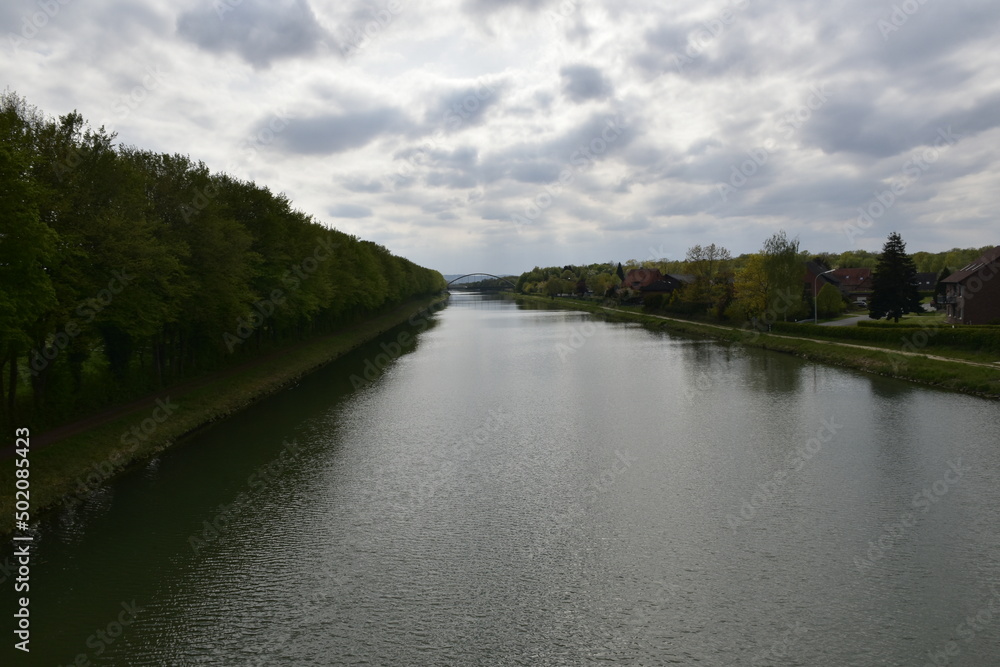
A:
[813,268,836,323]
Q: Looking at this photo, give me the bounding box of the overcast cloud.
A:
[4,0,998,273]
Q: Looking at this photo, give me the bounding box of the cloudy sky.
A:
[3,0,999,274]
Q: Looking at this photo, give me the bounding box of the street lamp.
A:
[813,268,836,323]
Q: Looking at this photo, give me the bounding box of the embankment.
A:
[1,295,448,534]
[513,294,1000,400]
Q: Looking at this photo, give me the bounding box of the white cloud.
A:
[2,0,998,274]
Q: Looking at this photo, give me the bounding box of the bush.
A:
[642,294,664,312]
[816,283,846,318]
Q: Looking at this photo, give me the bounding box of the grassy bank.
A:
[513,294,1000,399]
[2,295,448,534]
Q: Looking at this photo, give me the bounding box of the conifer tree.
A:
[869,232,923,322]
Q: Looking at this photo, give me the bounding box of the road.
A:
[818,314,869,326]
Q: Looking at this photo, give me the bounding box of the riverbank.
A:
[513,294,1000,399]
[1,294,448,534]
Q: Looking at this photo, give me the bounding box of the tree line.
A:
[515,232,988,322]
[0,93,445,430]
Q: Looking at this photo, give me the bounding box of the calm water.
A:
[29,293,1000,666]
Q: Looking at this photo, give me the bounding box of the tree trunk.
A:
[153,337,163,387]
[0,354,6,407]
[7,347,17,419]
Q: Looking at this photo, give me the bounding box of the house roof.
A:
[941,246,1000,283]
[623,267,663,288]
[830,268,870,289]
[804,261,840,286]
[667,274,696,284]
[639,280,677,292]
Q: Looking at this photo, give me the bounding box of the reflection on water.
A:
[30,293,1000,665]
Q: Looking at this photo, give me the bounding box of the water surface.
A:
[32,293,1000,665]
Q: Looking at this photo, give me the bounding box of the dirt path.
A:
[600,307,1000,370]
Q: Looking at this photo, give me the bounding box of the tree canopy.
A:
[0,93,445,429]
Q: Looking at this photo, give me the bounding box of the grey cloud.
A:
[860,1,1000,72]
[329,203,373,218]
[391,145,481,189]
[540,111,634,164]
[426,171,479,189]
[177,0,327,69]
[924,91,1000,141]
[560,64,613,102]
[342,177,386,193]
[604,213,651,232]
[415,110,635,192]
[633,24,689,75]
[421,200,455,214]
[800,88,1000,159]
[477,203,519,222]
[687,138,722,156]
[507,161,563,184]
[397,145,478,170]
[462,0,550,15]
[271,108,410,155]
[424,80,503,133]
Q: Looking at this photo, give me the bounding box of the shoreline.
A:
[512,294,1000,400]
[1,294,449,535]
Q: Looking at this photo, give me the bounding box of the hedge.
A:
[857,320,1000,330]
[770,321,1000,355]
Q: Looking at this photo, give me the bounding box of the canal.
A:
[31,293,1000,665]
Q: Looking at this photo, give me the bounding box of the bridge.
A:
[446,273,517,290]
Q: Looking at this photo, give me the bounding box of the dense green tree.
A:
[729,253,769,321]
[869,232,923,322]
[683,243,733,318]
[816,282,845,318]
[0,95,58,414]
[0,94,444,430]
[760,231,804,320]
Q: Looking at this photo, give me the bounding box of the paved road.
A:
[818,314,869,326]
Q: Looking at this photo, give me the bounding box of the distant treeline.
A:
[0,93,445,429]
[517,233,994,324]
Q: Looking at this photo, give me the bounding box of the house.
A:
[939,246,1000,324]
[620,268,695,297]
[622,268,664,290]
[640,274,695,296]
[830,268,872,303]
[804,261,841,300]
